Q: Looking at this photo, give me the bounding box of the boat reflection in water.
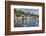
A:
[14,16,39,27]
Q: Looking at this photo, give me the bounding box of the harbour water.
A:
[14,16,39,27]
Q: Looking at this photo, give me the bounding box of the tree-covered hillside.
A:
[14,9,39,17]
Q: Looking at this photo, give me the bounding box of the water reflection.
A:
[14,16,39,27]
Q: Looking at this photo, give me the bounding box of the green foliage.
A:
[14,9,39,17]
[15,13,21,17]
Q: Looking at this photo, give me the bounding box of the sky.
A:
[15,8,39,15]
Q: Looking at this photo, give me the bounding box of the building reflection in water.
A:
[14,15,39,27]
